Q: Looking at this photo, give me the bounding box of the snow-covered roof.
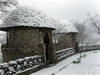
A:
[59,20,78,33]
[0,0,8,2]
[0,6,55,29]
[0,0,18,4]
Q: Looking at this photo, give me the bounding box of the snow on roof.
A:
[0,0,18,4]
[0,6,55,29]
[0,0,8,2]
[59,20,78,33]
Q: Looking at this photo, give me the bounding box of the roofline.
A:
[53,32,78,34]
[0,26,56,31]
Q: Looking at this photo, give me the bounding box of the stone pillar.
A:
[75,42,79,53]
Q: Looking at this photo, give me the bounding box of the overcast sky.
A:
[18,0,100,21]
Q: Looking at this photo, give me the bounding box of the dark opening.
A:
[43,33,49,60]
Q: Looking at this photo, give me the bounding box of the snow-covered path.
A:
[31,50,100,75]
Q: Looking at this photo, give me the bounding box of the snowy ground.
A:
[31,50,100,75]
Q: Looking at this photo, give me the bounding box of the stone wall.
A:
[1,27,55,63]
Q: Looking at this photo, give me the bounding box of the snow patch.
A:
[31,50,100,75]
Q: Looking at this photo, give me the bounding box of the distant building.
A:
[53,20,78,52]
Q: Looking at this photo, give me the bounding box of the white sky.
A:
[18,0,100,21]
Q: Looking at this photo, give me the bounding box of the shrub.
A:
[52,73,55,75]
[72,60,80,64]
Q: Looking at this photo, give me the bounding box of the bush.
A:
[52,73,55,75]
[72,60,80,64]
[72,54,87,64]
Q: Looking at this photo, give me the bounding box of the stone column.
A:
[75,42,79,53]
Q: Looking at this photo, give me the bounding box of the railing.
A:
[56,48,75,60]
[0,55,43,75]
[79,45,100,51]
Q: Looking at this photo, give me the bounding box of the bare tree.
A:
[52,19,65,44]
[73,20,90,46]
[53,20,66,33]
[72,20,90,62]
[0,0,18,45]
[87,13,100,35]
[85,37,99,46]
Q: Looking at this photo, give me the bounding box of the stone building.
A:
[0,6,56,65]
[53,20,78,52]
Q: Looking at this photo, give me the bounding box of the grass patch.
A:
[72,60,80,64]
[72,54,87,64]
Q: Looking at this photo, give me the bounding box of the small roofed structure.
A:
[53,20,79,52]
[0,6,56,64]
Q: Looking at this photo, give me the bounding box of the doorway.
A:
[43,33,50,64]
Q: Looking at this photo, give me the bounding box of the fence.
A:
[79,45,100,51]
[56,47,75,60]
[0,45,100,75]
[56,45,100,61]
[0,55,43,75]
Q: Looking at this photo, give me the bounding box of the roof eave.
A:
[0,26,56,31]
